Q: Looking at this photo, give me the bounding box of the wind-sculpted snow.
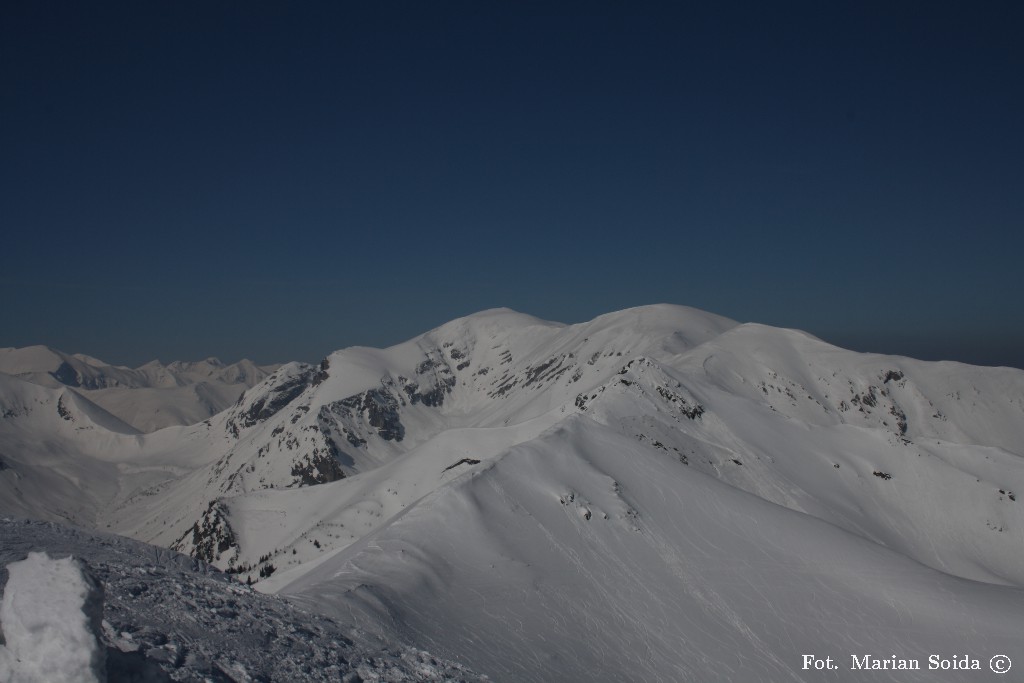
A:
[0,518,487,683]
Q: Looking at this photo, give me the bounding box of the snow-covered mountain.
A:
[3,305,1024,682]
[0,345,278,431]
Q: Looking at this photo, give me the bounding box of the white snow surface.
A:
[0,551,105,683]
[0,519,487,682]
[3,304,1024,681]
[0,346,277,431]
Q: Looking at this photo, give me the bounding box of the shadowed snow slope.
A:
[2,305,1024,682]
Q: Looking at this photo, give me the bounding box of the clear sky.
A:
[2,2,1022,368]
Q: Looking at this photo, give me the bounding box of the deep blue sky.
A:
[2,2,1022,368]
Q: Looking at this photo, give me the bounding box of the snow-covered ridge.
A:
[0,345,278,431]
[3,304,1024,682]
[0,518,487,682]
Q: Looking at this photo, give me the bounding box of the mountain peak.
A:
[3,304,1024,683]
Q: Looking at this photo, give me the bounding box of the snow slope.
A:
[0,518,487,682]
[282,419,1024,682]
[0,346,277,431]
[0,373,137,525]
[3,304,1024,681]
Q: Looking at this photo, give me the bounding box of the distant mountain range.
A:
[2,305,1023,682]
[0,345,278,431]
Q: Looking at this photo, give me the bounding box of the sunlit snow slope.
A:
[0,345,276,431]
[2,305,1024,682]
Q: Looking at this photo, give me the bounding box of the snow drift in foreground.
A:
[0,519,486,683]
[0,552,105,683]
